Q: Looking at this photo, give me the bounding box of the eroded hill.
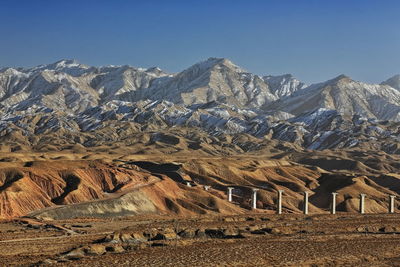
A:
[1,150,400,219]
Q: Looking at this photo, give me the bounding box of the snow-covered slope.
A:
[122,58,278,108]
[263,74,307,97]
[266,75,400,121]
[382,74,400,91]
[1,59,400,154]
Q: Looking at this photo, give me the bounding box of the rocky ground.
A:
[1,150,400,266]
[1,214,400,266]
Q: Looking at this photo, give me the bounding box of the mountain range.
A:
[1,57,400,154]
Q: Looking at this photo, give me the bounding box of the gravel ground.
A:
[1,214,400,266]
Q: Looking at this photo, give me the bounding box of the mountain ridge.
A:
[1,58,400,154]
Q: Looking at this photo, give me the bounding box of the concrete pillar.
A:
[277,190,284,214]
[303,192,309,215]
[331,192,338,215]
[359,194,366,214]
[389,195,396,214]
[227,187,234,202]
[252,189,259,209]
[204,185,211,191]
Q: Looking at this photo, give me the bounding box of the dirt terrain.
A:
[1,214,400,266]
[2,149,400,219]
[1,150,400,266]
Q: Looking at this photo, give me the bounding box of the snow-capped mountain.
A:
[263,74,307,97]
[382,74,400,91]
[1,58,400,154]
[265,75,400,121]
[122,58,281,108]
[0,57,307,114]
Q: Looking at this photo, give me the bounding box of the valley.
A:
[1,59,400,266]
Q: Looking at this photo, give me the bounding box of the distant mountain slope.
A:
[0,58,307,112]
[265,75,400,121]
[263,74,307,97]
[1,58,400,154]
[382,74,400,91]
[121,58,277,108]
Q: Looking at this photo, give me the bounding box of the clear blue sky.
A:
[1,0,399,84]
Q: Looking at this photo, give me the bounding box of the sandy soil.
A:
[1,214,400,266]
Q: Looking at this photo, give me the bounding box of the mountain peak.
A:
[205,57,230,64]
[194,57,242,71]
[381,74,400,90]
[322,74,352,85]
[30,59,86,73]
[179,57,245,79]
[333,74,351,81]
[55,59,80,65]
[145,66,168,76]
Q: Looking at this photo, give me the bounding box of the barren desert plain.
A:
[1,147,400,266]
